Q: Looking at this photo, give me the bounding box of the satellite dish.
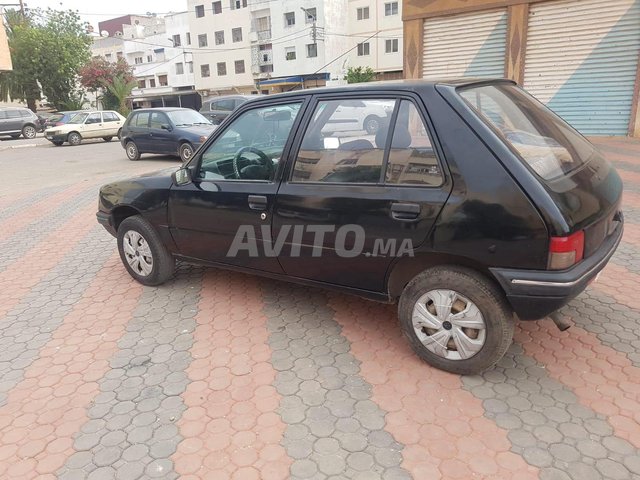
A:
[100,30,109,37]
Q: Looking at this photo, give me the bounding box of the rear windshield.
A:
[459,84,595,181]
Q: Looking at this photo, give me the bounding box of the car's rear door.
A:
[102,111,122,137]
[272,93,452,292]
[6,109,22,132]
[168,97,309,273]
[128,112,151,151]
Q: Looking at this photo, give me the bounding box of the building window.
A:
[172,34,181,47]
[146,55,153,63]
[195,4,205,17]
[149,78,156,87]
[306,43,317,58]
[187,61,194,73]
[230,0,246,9]
[198,34,208,47]
[285,47,296,61]
[105,53,112,61]
[116,51,123,59]
[217,62,227,75]
[138,79,146,89]
[134,56,143,64]
[235,60,245,74]
[304,7,316,23]
[384,2,398,16]
[201,64,210,77]
[260,64,273,73]
[357,7,369,20]
[176,62,184,74]
[158,75,168,86]
[232,27,242,42]
[186,32,191,45]
[357,42,370,56]
[212,1,222,14]
[215,30,225,45]
[285,12,295,27]
[385,38,398,53]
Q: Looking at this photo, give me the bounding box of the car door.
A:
[128,112,151,151]
[0,110,10,134]
[168,98,308,273]
[272,95,452,292]
[148,111,177,154]
[102,112,121,136]
[82,112,103,138]
[5,109,23,133]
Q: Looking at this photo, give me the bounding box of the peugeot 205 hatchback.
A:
[97,79,623,374]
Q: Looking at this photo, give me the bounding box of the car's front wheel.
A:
[117,216,175,286]
[22,124,37,139]
[179,143,194,162]
[67,132,82,146]
[103,136,113,142]
[125,141,140,161]
[398,266,514,375]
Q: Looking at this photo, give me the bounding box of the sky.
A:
[23,0,187,31]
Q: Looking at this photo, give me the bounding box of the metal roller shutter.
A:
[524,0,640,135]
[422,9,508,79]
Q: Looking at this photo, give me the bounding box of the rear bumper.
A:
[490,215,623,320]
[96,211,117,237]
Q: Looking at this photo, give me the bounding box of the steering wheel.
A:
[232,146,273,180]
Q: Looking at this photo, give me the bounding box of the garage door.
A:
[422,9,508,79]
[524,0,640,136]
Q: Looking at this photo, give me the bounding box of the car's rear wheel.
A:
[52,141,63,146]
[117,216,175,286]
[103,136,113,142]
[398,266,514,375]
[125,141,140,161]
[364,115,381,135]
[179,143,194,162]
[67,132,82,146]
[22,124,37,139]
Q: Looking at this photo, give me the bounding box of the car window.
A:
[68,113,89,124]
[212,99,235,112]
[385,100,443,186]
[198,102,302,182]
[6,109,21,119]
[103,112,119,122]
[0,111,6,120]
[291,98,396,184]
[86,113,102,124]
[150,112,168,129]
[19,109,32,118]
[132,112,150,128]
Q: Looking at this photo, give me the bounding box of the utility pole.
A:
[300,7,317,44]
[18,0,24,18]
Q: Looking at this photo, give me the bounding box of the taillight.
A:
[548,231,584,270]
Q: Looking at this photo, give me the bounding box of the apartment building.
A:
[0,16,12,72]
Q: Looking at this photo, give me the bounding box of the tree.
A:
[0,8,91,110]
[103,75,136,117]
[79,57,133,110]
[345,66,377,84]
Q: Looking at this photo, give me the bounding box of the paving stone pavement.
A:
[0,137,638,479]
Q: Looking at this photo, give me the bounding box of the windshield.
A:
[68,113,89,124]
[459,84,595,181]
[166,110,211,127]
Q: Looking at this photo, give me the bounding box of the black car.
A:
[120,108,216,162]
[0,107,40,139]
[97,79,623,374]
[199,94,258,125]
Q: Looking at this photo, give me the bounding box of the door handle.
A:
[391,202,420,221]
[248,195,267,211]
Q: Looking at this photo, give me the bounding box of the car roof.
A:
[204,94,258,102]
[131,107,193,113]
[0,106,31,110]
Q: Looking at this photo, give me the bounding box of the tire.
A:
[364,115,381,135]
[52,141,63,146]
[125,141,140,161]
[103,136,113,142]
[117,216,175,286]
[67,132,82,146]
[398,266,514,375]
[117,128,122,139]
[22,124,37,139]
[179,142,194,162]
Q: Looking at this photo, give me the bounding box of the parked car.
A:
[43,110,86,129]
[0,107,40,139]
[120,108,216,162]
[97,79,623,374]
[44,111,125,146]
[199,95,258,125]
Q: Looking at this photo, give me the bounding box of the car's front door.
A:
[148,111,177,154]
[82,112,103,138]
[168,99,307,273]
[272,95,452,292]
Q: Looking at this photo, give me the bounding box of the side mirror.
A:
[161,124,172,131]
[173,167,192,186]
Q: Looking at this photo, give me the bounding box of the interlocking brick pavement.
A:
[0,137,638,479]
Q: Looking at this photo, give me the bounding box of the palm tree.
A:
[102,75,136,116]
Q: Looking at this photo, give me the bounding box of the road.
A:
[0,135,639,479]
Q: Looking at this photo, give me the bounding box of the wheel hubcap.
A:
[412,289,486,360]
[182,146,192,159]
[128,145,136,157]
[123,231,153,276]
[25,127,35,137]
[367,119,379,132]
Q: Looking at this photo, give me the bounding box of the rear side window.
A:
[103,112,119,122]
[0,111,6,120]
[19,109,32,118]
[131,112,150,128]
[6,109,21,118]
[459,84,595,181]
[213,99,235,111]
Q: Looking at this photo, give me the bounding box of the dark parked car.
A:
[43,110,86,129]
[97,79,623,374]
[120,108,216,162]
[199,94,258,125]
[0,107,39,139]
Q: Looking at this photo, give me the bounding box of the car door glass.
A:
[104,112,119,122]
[0,111,6,120]
[132,112,150,128]
[150,112,167,129]
[292,98,396,183]
[86,113,102,124]
[198,102,302,182]
[6,109,21,119]
[385,100,443,186]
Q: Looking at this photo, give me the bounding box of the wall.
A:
[0,21,11,71]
